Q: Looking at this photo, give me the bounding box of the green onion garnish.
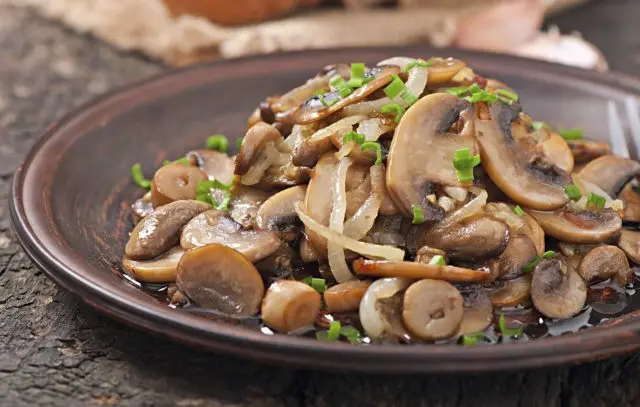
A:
[523,251,556,273]
[131,163,151,189]
[383,75,406,100]
[453,148,481,182]
[557,128,584,141]
[563,184,582,201]
[361,141,382,165]
[531,121,548,130]
[348,62,366,88]
[197,179,233,194]
[429,255,446,266]
[327,321,341,341]
[401,90,419,107]
[513,205,524,217]
[206,134,229,152]
[330,75,352,98]
[236,138,244,149]
[587,192,606,209]
[498,313,523,337]
[462,332,486,346]
[380,103,406,123]
[495,88,519,103]
[542,250,556,259]
[340,326,363,344]
[216,193,233,211]
[347,78,363,88]
[343,131,365,145]
[302,276,326,293]
[412,204,425,225]
[403,58,433,72]
[163,157,190,166]
[467,91,498,104]
[196,194,212,204]
[444,87,469,97]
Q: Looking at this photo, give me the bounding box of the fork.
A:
[607,96,640,160]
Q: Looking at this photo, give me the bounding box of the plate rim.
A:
[10,46,640,373]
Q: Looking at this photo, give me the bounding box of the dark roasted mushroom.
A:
[531,256,587,319]
[568,139,612,164]
[235,122,283,176]
[578,155,640,197]
[577,245,632,285]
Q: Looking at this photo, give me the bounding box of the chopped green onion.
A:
[429,255,446,266]
[302,276,326,293]
[587,192,606,209]
[340,326,363,344]
[453,148,481,182]
[206,134,229,153]
[215,192,232,211]
[327,321,341,341]
[131,163,151,189]
[347,78,363,88]
[468,83,482,94]
[325,96,340,107]
[236,137,244,149]
[343,131,365,145]
[498,313,523,337]
[444,87,469,97]
[380,103,406,123]
[403,59,433,72]
[466,91,498,104]
[197,179,233,194]
[462,332,485,346]
[532,121,548,131]
[195,193,212,204]
[495,88,519,102]
[564,184,582,201]
[330,75,352,98]
[412,204,425,225]
[351,62,366,80]
[542,250,556,259]
[523,251,556,273]
[361,141,382,165]
[383,74,406,100]
[400,90,419,106]
[163,157,190,166]
[557,128,584,141]
[513,205,524,217]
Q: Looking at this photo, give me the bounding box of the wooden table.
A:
[1,1,639,405]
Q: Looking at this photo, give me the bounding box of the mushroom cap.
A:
[457,285,493,335]
[540,131,574,173]
[387,93,474,219]
[176,244,265,316]
[122,246,184,283]
[256,185,307,230]
[618,229,640,265]
[235,122,283,176]
[131,193,154,224]
[151,164,208,207]
[187,149,235,183]
[125,200,210,260]
[353,259,493,283]
[228,185,270,229]
[620,182,640,222]
[323,280,372,313]
[567,139,612,164]
[527,207,622,244]
[261,280,321,333]
[531,257,587,319]
[488,234,538,280]
[578,245,632,285]
[578,155,640,197]
[474,102,570,210]
[485,274,532,307]
[180,209,281,262]
[402,279,464,340]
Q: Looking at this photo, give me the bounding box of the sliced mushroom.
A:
[387,93,475,220]
[457,285,493,335]
[540,132,574,173]
[234,122,283,176]
[345,163,372,219]
[150,164,208,207]
[475,102,570,210]
[323,280,372,313]
[256,185,307,230]
[131,192,154,223]
[522,212,546,255]
[122,246,184,283]
[353,259,493,283]
[261,280,321,333]
[229,186,270,229]
[125,200,210,260]
[577,245,632,285]
[487,234,538,280]
[531,257,587,319]
[176,244,265,316]
[527,207,622,244]
[402,279,464,340]
[303,152,337,255]
[568,139,612,164]
[180,209,281,262]
[415,246,446,264]
[578,155,640,197]
[247,107,262,129]
[619,229,640,265]
[300,237,320,263]
[620,182,640,222]
[485,274,532,307]
[187,150,235,183]
[291,118,349,168]
[359,278,412,339]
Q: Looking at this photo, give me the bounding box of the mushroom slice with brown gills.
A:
[359,278,413,340]
[353,259,493,283]
[527,207,622,244]
[256,185,307,231]
[568,139,612,164]
[151,163,208,207]
[228,185,270,229]
[177,244,264,317]
[486,234,538,280]
[323,280,371,313]
[540,131,575,173]
[457,285,493,335]
[620,182,640,222]
[261,280,321,333]
[485,274,532,307]
[619,229,640,265]
[234,122,283,177]
[531,256,587,319]
[386,93,475,221]
[125,200,210,261]
[122,246,185,283]
[402,279,464,341]
[577,245,632,285]
[578,155,640,197]
[180,209,281,263]
[187,149,235,183]
[474,102,571,210]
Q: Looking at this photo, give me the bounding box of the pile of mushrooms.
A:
[123,56,640,345]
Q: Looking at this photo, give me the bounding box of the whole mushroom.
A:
[261,280,321,333]
[531,256,587,319]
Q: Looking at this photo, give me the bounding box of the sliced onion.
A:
[336,141,356,160]
[294,202,405,261]
[444,186,468,202]
[328,157,355,283]
[358,118,394,142]
[308,115,367,142]
[359,278,411,339]
[343,164,384,240]
[434,188,488,231]
[241,142,281,186]
[572,173,623,211]
[284,124,314,150]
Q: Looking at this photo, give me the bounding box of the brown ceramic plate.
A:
[10,47,640,373]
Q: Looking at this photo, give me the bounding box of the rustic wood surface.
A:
[1,1,639,405]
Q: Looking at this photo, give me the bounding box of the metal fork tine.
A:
[624,96,640,160]
[607,100,630,159]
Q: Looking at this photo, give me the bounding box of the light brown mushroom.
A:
[531,257,587,319]
[474,102,571,210]
[540,131,575,173]
[303,152,337,256]
[125,200,210,260]
[577,245,632,285]
[527,207,622,244]
[235,122,283,176]
[414,246,446,264]
[387,93,475,220]
[228,185,270,229]
[485,274,532,307]
[300,237,320,263]
[176,244,265,316]
[180,209,281,262]
[187,149,235,183]
[323,280,372,313]
[457,285,493,335]
[122,246,185,283]
[567,139,612,164]
[620,182,640,222]
[131,192,154,223]
[353,259,493,283]
[261,280,321,333]
[402,279,464,340]
[256,185,307,230]
[487,234,538,280]
[578,155,640,197]
[522,212,546,255]
[619,229,640,265]
[150,164,208,207]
